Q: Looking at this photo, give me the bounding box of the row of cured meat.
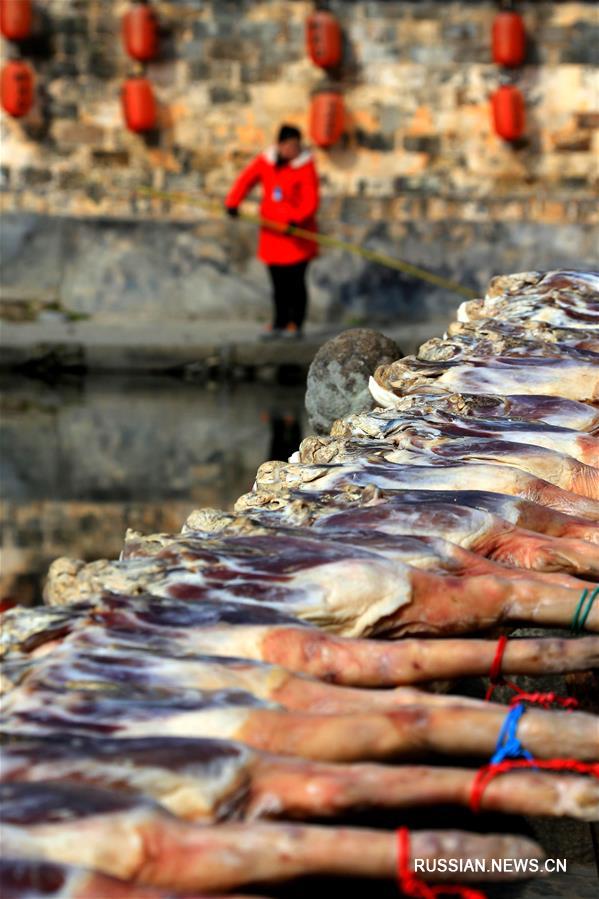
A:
[1,270,598,898]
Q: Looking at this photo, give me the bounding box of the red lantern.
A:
[492,12,526,67]
[122,77,156,132]
[0,0,32,42]
[310,92,344,148]
[491,85,525,141]
[122,2,158,62]
[1,60,34,118]
[306,11,342,69]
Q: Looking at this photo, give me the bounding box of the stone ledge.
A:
[0,320,444,375]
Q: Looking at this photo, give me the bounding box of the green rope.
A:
[571,586,599,634]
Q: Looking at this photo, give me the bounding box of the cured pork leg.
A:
[424,318,599,359]
[298,435,599,499]
[370,356,599,405]
[447,318,599,356]
[3,599,599,689]
[4,734,598,823]
[44,540,418,639]
[0,858,253,899]
[8,639,501,716]
[351,391,599,433]
[233,486,599,545]
[457,269,599,330]
[229,491,599,576]
[122,522,588,589]
[1,783,545,892]
[332,410,599,467]
[17,631,592,719]
[254,460,599,522]
[418,333,597,362]
[41,538,599,637]
[4,683,598,763]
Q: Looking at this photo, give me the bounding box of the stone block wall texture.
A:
[1,1,598,324]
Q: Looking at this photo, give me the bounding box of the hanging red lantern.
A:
[492,12,526,67]
[491,84,525,141]
[122,2,158,62]
[1,60,34,118]
[0,0,32,42]
[306,11,342,69]
[122,77,156,132]
[310,92,344,148]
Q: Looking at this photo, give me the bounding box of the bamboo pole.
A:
[136,186,479,300]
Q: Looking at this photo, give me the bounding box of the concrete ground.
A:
[0,318,445,374]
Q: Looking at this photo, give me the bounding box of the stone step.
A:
[0,320,445,375]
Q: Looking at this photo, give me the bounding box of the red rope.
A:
[470,759,599,813]
[484,635,578,710]
[396,827,487,899]
[507,690,578,710]
[484,635,512,701]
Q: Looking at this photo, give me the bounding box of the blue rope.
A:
[491,703,535,765]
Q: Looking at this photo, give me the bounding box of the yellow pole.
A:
[136,186,478,300]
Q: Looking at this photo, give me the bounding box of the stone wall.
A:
[2,211,598,325]
[1,2,597,325]
[1,1,597,219]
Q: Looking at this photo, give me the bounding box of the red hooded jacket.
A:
[225,146,319,266]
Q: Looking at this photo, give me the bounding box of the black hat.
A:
[277,124,302,142]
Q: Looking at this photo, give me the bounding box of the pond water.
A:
[0,374,307,606]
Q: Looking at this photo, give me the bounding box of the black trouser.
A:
[267,260,309,329]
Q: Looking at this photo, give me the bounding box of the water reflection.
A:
[0,374,306,605]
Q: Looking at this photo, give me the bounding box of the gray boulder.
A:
[305,328,401,434]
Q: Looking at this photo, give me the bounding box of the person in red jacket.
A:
[225,124,319,339]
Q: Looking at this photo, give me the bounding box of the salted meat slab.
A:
[9,636,489,716]
[129,512,597,597]
[458,270,599,325]
[458,270,599,330]
[232,486,599,545]
[3,681,599,762]
[3,597,599,688]
[221,492,599,577]
[254,460,599,522]
[444,318,599,356]
[0,782,546,892]
[44,536,414,638]
[332,409,599,466]
[370,356,599,406]
[41,532,599,637]
[348,392,599,433]
[3,734,598,822]
[297,435,599,499]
